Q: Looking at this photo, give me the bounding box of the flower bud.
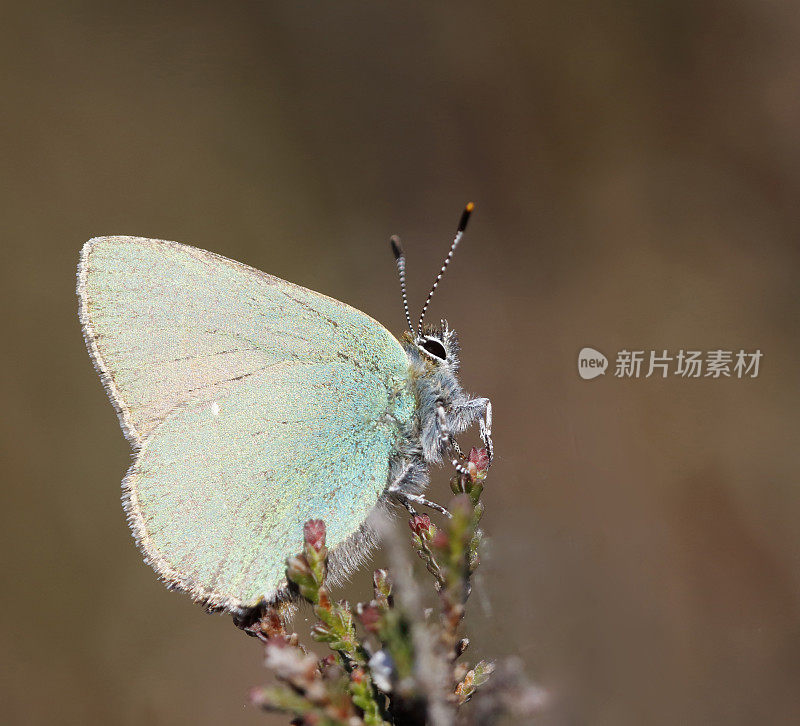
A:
[468,447,490,473]
[303,519,326,551]
[409,513,433,537]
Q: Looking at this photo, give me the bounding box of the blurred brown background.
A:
[2,2,799,724]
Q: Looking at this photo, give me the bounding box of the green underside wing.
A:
[78,237,416,611]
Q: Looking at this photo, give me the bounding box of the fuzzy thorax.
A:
[401,322,489,467]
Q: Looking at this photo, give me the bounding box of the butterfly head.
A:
[409,321,460,371]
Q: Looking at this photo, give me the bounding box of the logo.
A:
[578,347,608,380]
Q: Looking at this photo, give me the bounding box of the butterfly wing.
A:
[128,361,414,609]
[78,236,416,609]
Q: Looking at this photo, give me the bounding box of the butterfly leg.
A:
[449,437,467,460]
[436,403,471,476]
[387,461,451,517]
[479,399,494,465]
[387,474,452,518]
[396,491,452,518]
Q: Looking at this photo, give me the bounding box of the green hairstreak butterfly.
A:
[77,205,492,613]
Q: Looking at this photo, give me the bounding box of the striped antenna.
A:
[390,235,415,335]
[416,202,474,336]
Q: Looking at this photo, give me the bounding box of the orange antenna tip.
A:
[457,202,475,233]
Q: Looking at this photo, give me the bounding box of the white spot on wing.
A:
[211,402,220,416]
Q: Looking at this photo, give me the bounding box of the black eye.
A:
[420,337,447,360]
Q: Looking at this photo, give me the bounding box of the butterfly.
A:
[77,204,493,613]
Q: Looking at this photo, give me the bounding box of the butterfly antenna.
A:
[416,202,474,336]
[390,235,415,335]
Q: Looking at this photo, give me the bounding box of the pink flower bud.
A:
[468,447,490,473]
[359,604,381,632]
[408,514,432,536]
[317,588,331,609]
[303,519,326,551]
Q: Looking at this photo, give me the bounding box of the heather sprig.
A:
[246,448,542,725]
